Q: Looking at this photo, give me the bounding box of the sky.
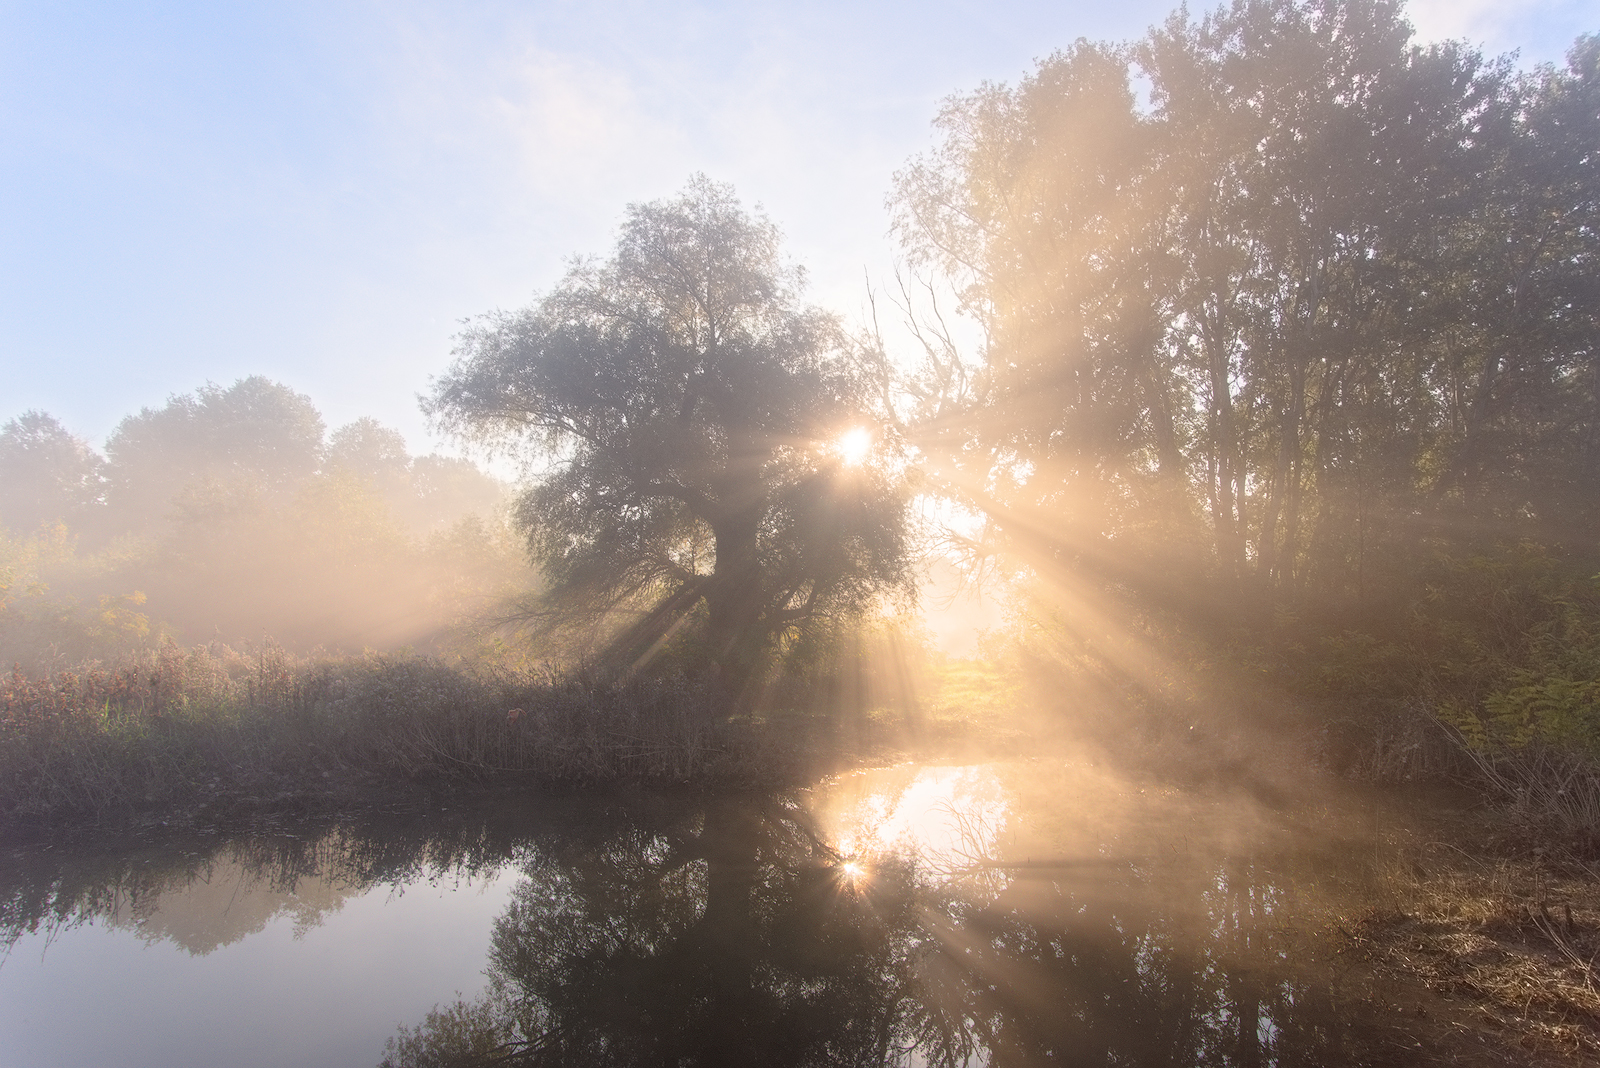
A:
[3,0,1595,454]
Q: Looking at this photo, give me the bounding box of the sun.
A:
[835,427,872,466]
[837,858,870,890]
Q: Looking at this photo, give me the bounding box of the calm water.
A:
[0,761,1384,1067]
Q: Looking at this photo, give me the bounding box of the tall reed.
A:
[0,643,835,828]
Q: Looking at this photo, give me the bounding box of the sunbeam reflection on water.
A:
[0,765,1393,1067]
[815,764,1011,885]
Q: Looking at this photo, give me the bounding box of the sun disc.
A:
[836,427,872,466]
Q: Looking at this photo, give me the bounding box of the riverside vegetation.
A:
[0,554,1020,837]
[0,633,955,835]
[0,647,732,830]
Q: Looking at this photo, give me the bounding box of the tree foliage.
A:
[0,411,104,536]
[0,383,519,666]
[894,0,1600,617]
[429,177,913,678]
[104,376,326,534]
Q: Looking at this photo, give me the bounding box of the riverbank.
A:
[1321,788,1600,1066]
[0,645,939,839]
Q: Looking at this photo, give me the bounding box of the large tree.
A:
[104,376,326,533]
[894,0,1600,617]
[428,177,912,682]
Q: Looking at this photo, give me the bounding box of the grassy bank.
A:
[0,642,908,835]
[1327,791,1600,1064]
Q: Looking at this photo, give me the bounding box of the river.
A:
[0,759,1387,1066]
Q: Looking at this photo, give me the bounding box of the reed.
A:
[1345,837,1600,1060]
[0,642,854,830]
[1440,728,1600,852]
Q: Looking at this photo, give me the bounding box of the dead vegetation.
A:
[0,641,926,836]
[1332,802,1600,1065]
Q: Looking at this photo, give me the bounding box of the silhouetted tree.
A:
[429,177,913,685]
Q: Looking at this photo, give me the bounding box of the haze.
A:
[5,3,1600,1062]
[2,0,1586,449]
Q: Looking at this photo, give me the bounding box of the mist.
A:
[0,378,530,671]
[4,1,1600,1065]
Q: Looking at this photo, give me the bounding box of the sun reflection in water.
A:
[815,765,1010,886]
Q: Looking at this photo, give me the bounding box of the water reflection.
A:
[0,817,514,961]
[0,765,1381,1068]
[821,764,1011,883]
[386,764,1374,1067]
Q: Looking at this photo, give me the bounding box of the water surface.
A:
[0,761,1384,1067]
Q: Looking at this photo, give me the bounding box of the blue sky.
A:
[3,0,1594,452]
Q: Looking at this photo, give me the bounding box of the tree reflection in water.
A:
[0,768,1372,1067]
[384,779,1362,1068]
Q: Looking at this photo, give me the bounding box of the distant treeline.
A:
[894,1,1600,783]
[0,377,532,668]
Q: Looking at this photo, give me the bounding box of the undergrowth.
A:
[0,641,863,831]
[1341,830,1600,1062]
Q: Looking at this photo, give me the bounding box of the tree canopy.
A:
[0,411,104,536]
[0,381,519,666]
[429,176,913,682]
[894,0,1600,619]
[104,376,327,534]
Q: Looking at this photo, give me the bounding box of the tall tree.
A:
[1427,34,1600,542]
[429,177,912,683]
[893,0,1596,620]
[893,41,1186,578]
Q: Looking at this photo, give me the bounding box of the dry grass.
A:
[1451,741,1600,853]
[0,642,876,832]
[1336,812,1600,1065]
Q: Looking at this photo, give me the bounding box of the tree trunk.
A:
[1203,298,1246,588]
[706,508,765,694]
